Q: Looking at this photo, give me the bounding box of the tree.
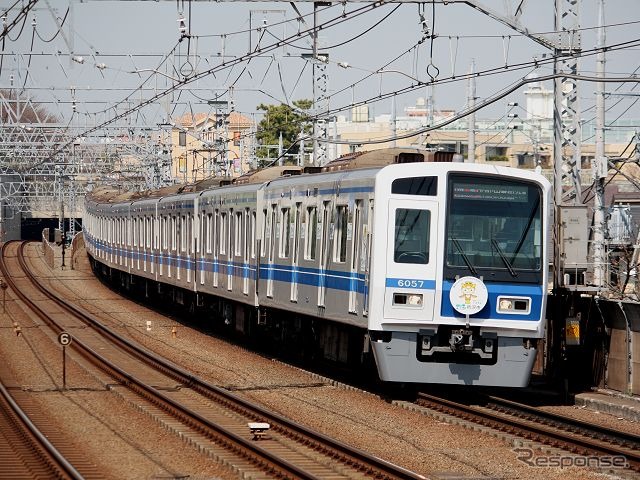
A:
[255,99,312,165]
[0,89,59,124]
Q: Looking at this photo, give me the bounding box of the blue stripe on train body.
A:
[90,238,368,295]
[259,263,366,293]
[440,280,543,321]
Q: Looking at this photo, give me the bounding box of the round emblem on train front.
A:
[449,276,488,315]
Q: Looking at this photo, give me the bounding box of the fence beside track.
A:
[41,228,55,268]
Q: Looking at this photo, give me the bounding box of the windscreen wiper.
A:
[451,237,478,276]
[491,238,518,277]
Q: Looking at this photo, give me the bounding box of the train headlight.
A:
[496,296,531,314]
[499,299,513,311]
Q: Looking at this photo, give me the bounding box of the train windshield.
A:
[445,174,542,281]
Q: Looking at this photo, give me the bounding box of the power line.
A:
[323,36,640,123]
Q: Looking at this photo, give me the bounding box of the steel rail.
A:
[0,241,321,480]
[0,381,86,480]
[485,395,640,449]
[6,240,425,480]
[416,392,640,472]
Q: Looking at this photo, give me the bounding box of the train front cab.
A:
[368,164,550,387]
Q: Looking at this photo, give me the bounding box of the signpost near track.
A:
[58,332,72,390]
[0,278,6,313]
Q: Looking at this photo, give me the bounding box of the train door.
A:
[169,215,176,278]
[176,215,181,280]
[383,199,438,322]
[200,212,208,285]
[150,214,156,275]
[267,204,277,298]
[213,210,219,288]
[348,200,363,313]
[243,208,250,295]
[158,216,164,277]
[228,210,236,292]
[186,213,193,284]
[362,199,374,316]
[118,218,122,266]
[318,200,331,307]
[143,216,148,273]
[290,202,301,302]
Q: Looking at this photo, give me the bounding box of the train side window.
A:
[189,214,194,254]
[133,218,137,246]
[333,205,348,263]
[235,211,243,256]
[261,209,268,257]
[154,216,158,249]
[305,206,318,260]
[351,200,362,271]
[319,201,331,266]
[162,216,167,249]
[251,211,257,259]
[391,176,437,196]
[293,203,301,264]
[206,214,213,253]
[213,210,218,256]
[180,215,186,252]
[171,216,177,251]
[269,205,277,262]
[244,209,250,261]
[146,217,151,248]
[280,207,291,258]
[394,209,430,264]
[220,212,227,255]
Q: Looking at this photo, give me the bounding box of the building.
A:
[329,82,637,183]
[170,112,255,183]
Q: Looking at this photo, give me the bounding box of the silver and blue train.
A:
[83,148,551,387]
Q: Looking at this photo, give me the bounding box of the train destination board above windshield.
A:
[452,184,530,202]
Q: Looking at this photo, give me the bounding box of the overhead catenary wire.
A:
[34,7,69,43]
[326,36,640,123]
[315,72,640,147]
[43,0,389,161]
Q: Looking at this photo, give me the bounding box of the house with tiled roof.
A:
[170,111,255,182]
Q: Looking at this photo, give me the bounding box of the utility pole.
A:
[391,95,397,148]
[593,0,607,288]
[467,60,476,163]
[552,0,582,289]
[311,1,330,166]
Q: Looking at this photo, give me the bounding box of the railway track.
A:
[1,240,426,480]
[0,373,87,479]
[416,391,640,473]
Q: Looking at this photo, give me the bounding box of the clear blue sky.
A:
[2,0,639,127]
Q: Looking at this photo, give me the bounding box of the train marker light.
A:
[407,294,423,306]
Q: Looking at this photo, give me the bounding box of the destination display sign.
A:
[452,184,528,202]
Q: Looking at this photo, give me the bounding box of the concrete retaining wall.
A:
[596,300,640,395]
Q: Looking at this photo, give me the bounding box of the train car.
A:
[83,148,551,387]
[368,162,549,386]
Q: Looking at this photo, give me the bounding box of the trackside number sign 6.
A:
[58,332,72,346]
